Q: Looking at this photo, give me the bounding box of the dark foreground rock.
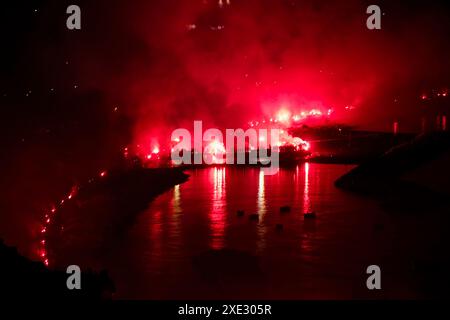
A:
[335,132,450,210]
[0,239,114,300]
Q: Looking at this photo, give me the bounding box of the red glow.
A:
[303,162,311,213]
[204,140,226,164]
[210,168,226,250]
[309,109,322,116]
[100,170,107,178]
[276,108,291,124]
[301,140,311,151]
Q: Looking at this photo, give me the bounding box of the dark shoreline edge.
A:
[0,238,115,300]
[335,132,450,201]
[46,167,189,269]
[0,167,190,300]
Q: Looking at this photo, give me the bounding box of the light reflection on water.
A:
[104,164,407,299]
[210,167,226,250]
[257,170,267,253]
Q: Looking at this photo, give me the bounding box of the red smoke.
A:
[69,0,450,147]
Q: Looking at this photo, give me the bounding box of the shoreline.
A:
[45,167,189,270]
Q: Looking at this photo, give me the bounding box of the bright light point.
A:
[100,171,107,178]
[276,108,291,123]
[292,137,311,151]
[204,140,226,164]
[303,141,311,151]
[309,109,322,116]
[152,146,160,154]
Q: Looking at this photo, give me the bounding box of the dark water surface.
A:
[101,164,422,299]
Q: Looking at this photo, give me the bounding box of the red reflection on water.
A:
[300,163,317,259]
[168,184,182,259]
[209,167,226,250]
[256,169,267,253]
[150,210,163,270]
[257,170,266,216]
[172,184,181,214]
[303,162,311,213]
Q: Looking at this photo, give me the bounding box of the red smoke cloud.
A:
[68,0,450,148]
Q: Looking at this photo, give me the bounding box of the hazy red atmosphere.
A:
[1,0,450,303]
[4,1,449,145]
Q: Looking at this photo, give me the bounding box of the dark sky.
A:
[1,0,450,146]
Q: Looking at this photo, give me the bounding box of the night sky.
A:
[2,1,450,137]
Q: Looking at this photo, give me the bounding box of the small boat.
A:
[304,211,316,219]
[280,206,291,213]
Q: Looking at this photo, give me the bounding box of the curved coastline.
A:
[44,167,189,270]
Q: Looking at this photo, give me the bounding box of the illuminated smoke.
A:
[66,0,450,148]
